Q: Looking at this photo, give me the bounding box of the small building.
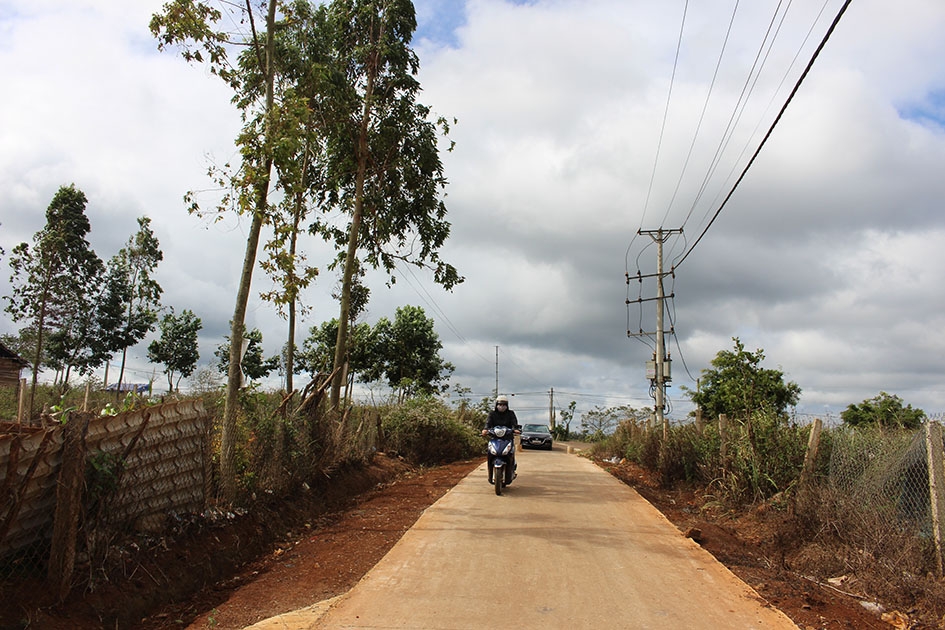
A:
[0,341,29,388]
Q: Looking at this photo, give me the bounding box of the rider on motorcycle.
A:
[482,395,520,484]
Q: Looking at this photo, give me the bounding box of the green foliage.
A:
[97,216,164,386]
[215,327,280,382]
[377,306,453,399]
[300,319,377,379]
[685,337,801,422]
[381,396,481,466]
[657,424,702,484]
[86,451,123,505]
[301,306,452,399]
[601,411,813,503]
[841,392,925,430]
[6,184,105,402]
[148,308,202,392]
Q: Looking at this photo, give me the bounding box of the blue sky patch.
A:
[414,0,467,48]
[899,89,945,129]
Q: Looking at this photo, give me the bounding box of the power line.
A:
[626,0,689,267]
[673,0,854,270]
[659,0,741,230]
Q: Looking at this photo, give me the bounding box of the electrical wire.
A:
[659,0,741,231]
[626,0,689,271]
[674,0,853,270]
[670,0,789,254]
[688,0,833,248]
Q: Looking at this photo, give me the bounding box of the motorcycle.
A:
[486,426,520,496]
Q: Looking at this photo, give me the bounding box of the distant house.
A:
[0,341,29,389]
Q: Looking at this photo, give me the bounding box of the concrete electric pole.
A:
[630,228,681,438]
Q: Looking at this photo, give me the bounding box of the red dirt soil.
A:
[2,451,931,629]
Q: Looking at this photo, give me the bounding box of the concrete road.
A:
[249,445,797,629]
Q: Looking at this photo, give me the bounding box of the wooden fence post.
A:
[695,408,704,436]
[799,418,823,487]
[925,421,945,577]
[48,412,91,600]
[17,378,26,425]
[796,418,823,507]
[719,414,728,476]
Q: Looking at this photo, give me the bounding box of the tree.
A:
[375,305,452,400]
[148,309,202,392]
[556,401,577,440]
[311,0,461,408]
[300,317,381,396]
[4,184,103,414]
[841,392,925,430]
[152,0,282,500]
[685,338,801,422]
[215,327,279,383]
[99,217,164,391]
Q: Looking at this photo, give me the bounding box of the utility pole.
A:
[549,387,556,429]
[495,345,499,399]
[629,228,681,439]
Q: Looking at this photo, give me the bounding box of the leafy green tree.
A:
[300,319,379,381]
[148,308,202,392]
[313,0,462,408]
[44,284,103,385]
[4,184,103,414]
[375,305,452,401]
[215,327,279,383]
[841,392,925,430]
[99,217,164,391]
[685,338,801,422]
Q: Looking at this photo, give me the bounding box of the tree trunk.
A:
[285,184,304,395]
[330,46,378,410]
[220,0,278,502]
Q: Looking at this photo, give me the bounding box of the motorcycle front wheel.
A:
[494,466,503,495]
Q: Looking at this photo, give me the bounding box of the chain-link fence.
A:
[828,426,931,536]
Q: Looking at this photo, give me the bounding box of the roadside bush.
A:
[381,395,481,466]
[658,424,702,484]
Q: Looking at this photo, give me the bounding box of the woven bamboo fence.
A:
[0,399,210,586]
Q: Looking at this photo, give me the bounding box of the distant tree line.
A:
[3,184,202,414]
[2,184,452,417]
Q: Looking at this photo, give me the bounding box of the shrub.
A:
[381,396,481,466]
[658,424,701,485]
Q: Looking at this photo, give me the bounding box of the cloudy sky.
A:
[2,0,945,425]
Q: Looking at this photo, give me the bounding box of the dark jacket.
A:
[485,407,519,430]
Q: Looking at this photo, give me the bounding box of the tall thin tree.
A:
[5,184,103,416]
[152,0,280,500]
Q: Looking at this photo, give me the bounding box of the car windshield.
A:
[523,424,550,433]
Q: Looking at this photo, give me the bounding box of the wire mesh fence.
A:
[828,426,932,537]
